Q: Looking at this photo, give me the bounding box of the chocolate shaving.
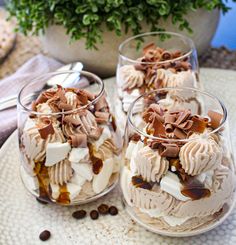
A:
[164,114,176,124]
[31,101,37,111]
[174,110,191,125]
[68,134,87,148]
[208,110,223,129]
[94,95,108,111]
[143,42,156,54]
[189,115,207,133]
[165,124,174,133]
[76,89,88,105]
[151,117,166,137]
[160,143,179,158]
[173,128,187,139]
[95,111,110,123]
[58,102,73,111]
[82,90,96,101]
[89,127,103,140]
[177,120,193,130]
[38,118,54,139]
[35,93,48,105]
[57,88,67,103]
[63,115,82,127]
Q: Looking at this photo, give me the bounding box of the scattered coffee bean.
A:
[72,210,87,220]
[39,230,51,241]
[109,206,118,216]
[98,204,109,215]
[90,210,99,220]
[36,197,48,205]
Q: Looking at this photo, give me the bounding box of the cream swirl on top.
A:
[135,146,169,182]
[179,137,222,176]
[119,65,145,90]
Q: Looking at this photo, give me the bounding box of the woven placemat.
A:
[0,7,235,80]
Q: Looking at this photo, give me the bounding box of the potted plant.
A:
[7,0,235,77]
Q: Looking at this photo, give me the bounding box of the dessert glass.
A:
[121,87,235,236]
[116,31,199,132]
[17,70,122,205]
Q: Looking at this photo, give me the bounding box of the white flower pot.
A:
[41,9,219,77]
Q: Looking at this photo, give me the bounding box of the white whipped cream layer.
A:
[140,208,190,227]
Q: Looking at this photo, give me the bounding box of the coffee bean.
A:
[109,206,118,216]
[90,210,99,220]
[39,230,51,241]
[36,197,48,205]
[97,204,109,215]
[72,210,86,220]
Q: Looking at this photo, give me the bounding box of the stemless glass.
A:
[121,87,235,236]
[116,31,200,132]
[17,70,122,205]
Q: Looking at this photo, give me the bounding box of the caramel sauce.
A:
[110,115,117,132]
[88,143,103,175]
[57,183,70,204]
[169,158,211,200]
[132,175,153,190]
[34,162,51,203]
[181,178,211,200]
[34,162,70,204]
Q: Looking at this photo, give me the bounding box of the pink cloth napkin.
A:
[0,54,63,147]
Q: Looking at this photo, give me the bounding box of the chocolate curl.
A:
[57,88,67,103]
[89,127,103,140]
[178,120,193,130]
[38,118,54,139]
[164,114,176,124]
[143,42,156,54]
[151,117,166,137]
[63,115,82,127]
[31,101,37,111]
[95,111,110,123]
[58,102,73,111]
[189,115,207,133]
[94,95,108,111]
[82,90,96,101]
[160,143,179,158]
[35,93,48,104]
[76,89,88,105]
[174,110,191,125]
[172,50,182,58]
[149,104,164,116]
[68,134,87,148]
[161,51,172,60]
[208,110,223,129]
[165,124,174,133]
[173,127,187,139]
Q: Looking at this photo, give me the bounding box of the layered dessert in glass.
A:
[116,32,200,132]
[18,71,121,205]
[121,87,235,234]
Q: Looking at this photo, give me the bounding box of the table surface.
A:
[0,68,236,245]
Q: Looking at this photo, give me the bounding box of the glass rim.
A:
[127,87,227,143]
[17,70,105,116]
[118,31,195,65]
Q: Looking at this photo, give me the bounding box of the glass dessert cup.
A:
[17,70,122,205]
[121,87,236,236]
[116,31,200,132]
